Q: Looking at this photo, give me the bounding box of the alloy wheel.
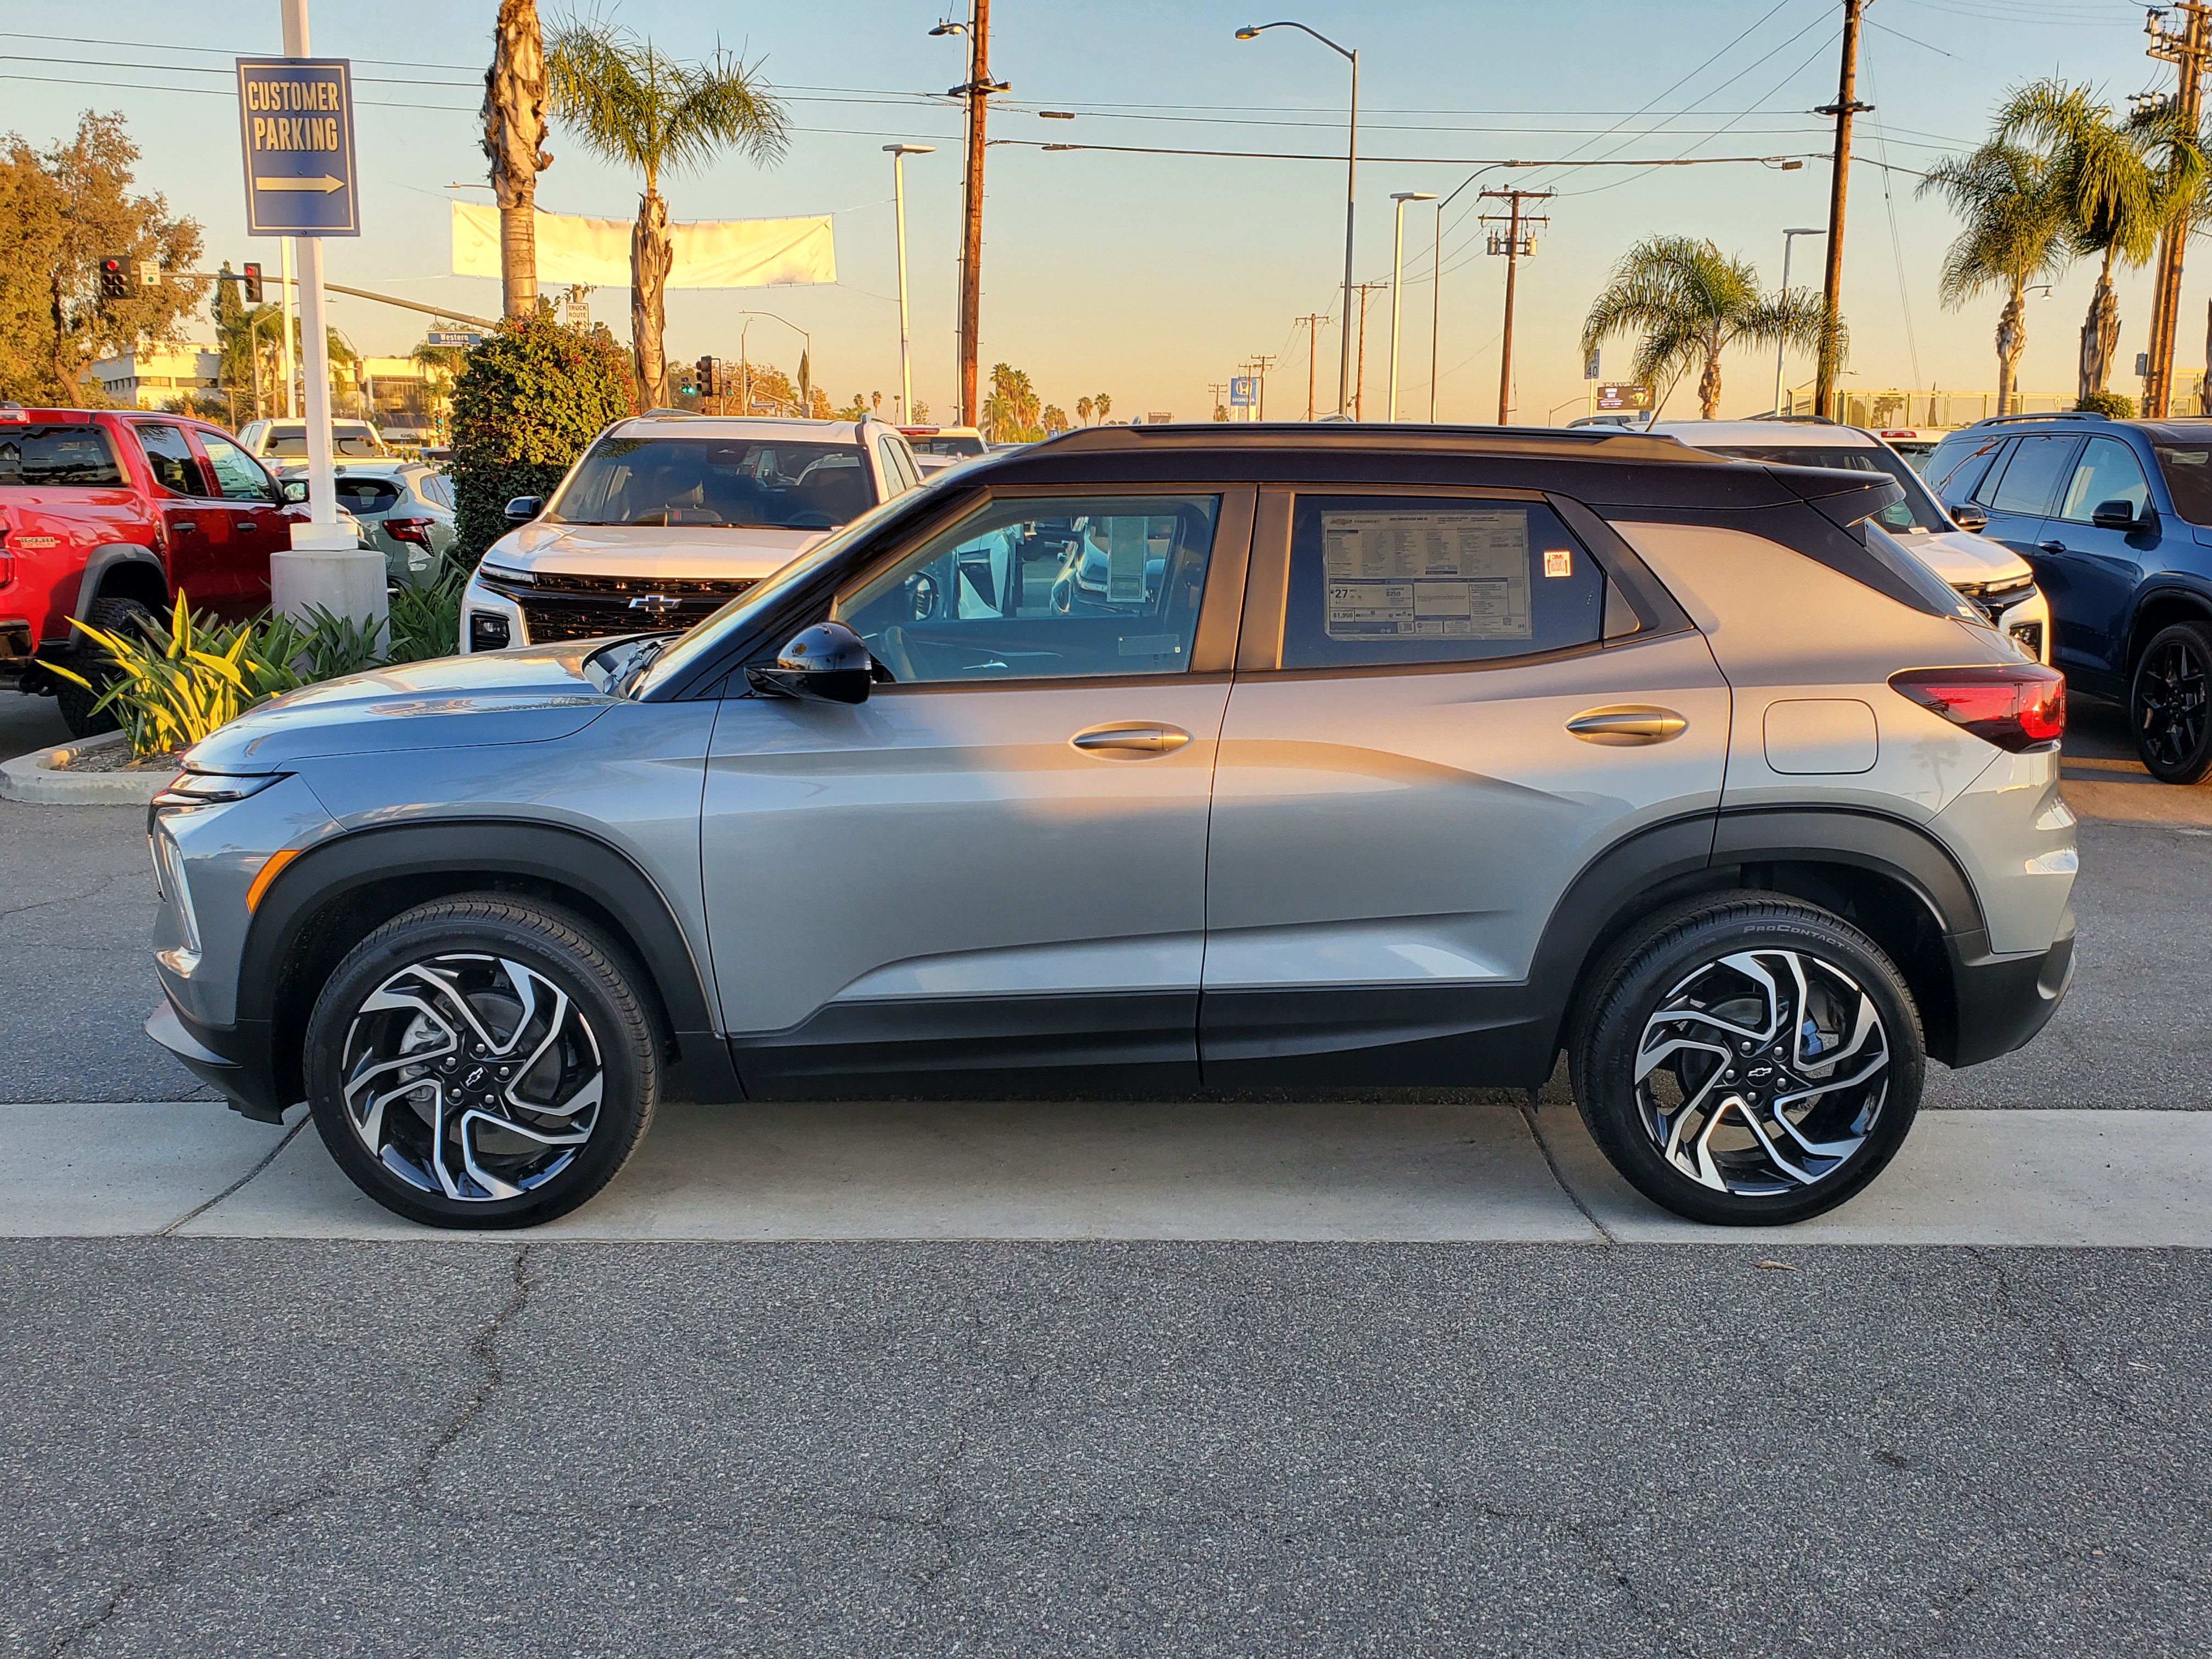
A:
[339,953,605,1202]
[1632,949,1891,1197]
[2134,634,2209,772]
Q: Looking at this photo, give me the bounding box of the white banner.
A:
[449,202,836,289]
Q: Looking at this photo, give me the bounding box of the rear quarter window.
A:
[0,424,125,488]
[2153,442,2212,524]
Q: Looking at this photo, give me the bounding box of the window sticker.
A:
[1321,509,1532,640]
[1107,517,1150,605]
[1544,548,1572,578]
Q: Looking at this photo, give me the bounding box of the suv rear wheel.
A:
[304,895,659,1229]
[2129,619,2212,784]
[54,596,162,738]
[1570,895,1924,1226]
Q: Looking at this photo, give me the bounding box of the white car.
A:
[460,414,926,652]
[899,424,990,477]
[236,417,392,461]
[1655,420,2053,663]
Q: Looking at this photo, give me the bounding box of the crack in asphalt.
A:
[1970,1247,2160,1431]
[409,1244,534,1499]
[0,870,146,926]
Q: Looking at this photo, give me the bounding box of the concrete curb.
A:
[0,731,173,805]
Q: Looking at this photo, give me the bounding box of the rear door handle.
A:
[2037,540,2067,554]
[170,518,197,533]
[1566,706,1688,745]
[1070,723,1192,756]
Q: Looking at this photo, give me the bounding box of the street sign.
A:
[235,58,360,237]
[2137,352,2152,377]
[1229,377,1256,407]
[1594,382,1654,412]
[1584,349,1601,381]
[426,330,485,348]
[1147,410,1173,425]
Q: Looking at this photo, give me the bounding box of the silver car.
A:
[278,460,458,588]
[145,425,2078,1231]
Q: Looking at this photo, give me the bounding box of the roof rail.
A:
[1977,409,2103,426]
[1753,413,1839,424]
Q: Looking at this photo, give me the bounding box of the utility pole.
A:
[1481,189,1551,426]
[2143,2,2210,418]
[1293,313,1326,420]
[1250,353,1278,421]
[945,2,1005,429]
[1814,0,1870,421]
[1208,381,1229,421]
[1347,281,1389,420]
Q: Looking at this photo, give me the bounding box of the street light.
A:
[1427,162,1508,422]
[1237,20,1358,417]
[1386,190,1436,422]
[884,144,935,422]
[741,310,812,414]
[1774,227,1824,415]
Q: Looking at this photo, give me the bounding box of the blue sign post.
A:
[235,58,360,237]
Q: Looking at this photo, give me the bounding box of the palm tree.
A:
[1076,395,1093,426]
[1918,140,2072,416]
[1093,392,1111,425]
[1578,236,1839,419]
[1995,80,2202,400]
[545,19,787,407]
[483,0,552,323]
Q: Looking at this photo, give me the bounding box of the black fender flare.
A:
[242,819,727,1098]
[1709,805,1984,938]
[2124,578,2212,665]
[74,544,167,622]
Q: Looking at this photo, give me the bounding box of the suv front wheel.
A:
[304,895,659,1228]
[1570,895,1925,1226]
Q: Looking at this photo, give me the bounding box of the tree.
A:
[1041,404,1069,435]
[1995,80,2202,401]
[0,112,207,405]
[1579,236,1840,419]
[546,19,787,409]
[834,391,868,419]
[449,307,634,561]
[1093,392,1111,424]
[1076,396,1093,426]
[483,0,554,322]
[1918,140,2072,417]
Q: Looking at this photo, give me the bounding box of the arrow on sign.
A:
[255,175,347,194]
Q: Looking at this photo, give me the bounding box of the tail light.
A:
[383,516,435,546]
[1890,663,2066,753]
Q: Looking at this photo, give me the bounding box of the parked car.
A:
[236,418,391,461]
[899,424,990,477]
[274,459,457,588]
[1923,410,2212,782]
[460,413,923,652]
[1655,420,2052,664]
[1872,427,1955,472]
[148,422,2074,1232]
[0,402,312,734]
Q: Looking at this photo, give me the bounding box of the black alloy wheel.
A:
[2129,620,2212,785]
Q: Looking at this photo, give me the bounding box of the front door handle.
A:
[1566,706,1688,746]
[2037,540,2067,554]
[1070,723,1192,757]
[170,518,197,533]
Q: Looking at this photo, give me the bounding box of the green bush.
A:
[450,309,635,563]
[2075,390,2136,419]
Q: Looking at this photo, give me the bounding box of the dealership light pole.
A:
[1237,20,1357,416]
[1386,190,1436,421]
[1427,162,1506,422]
[1774,227,1825,415]
[884,144,934,422]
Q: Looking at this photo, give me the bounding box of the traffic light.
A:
[241,262,263,303]
[694,355,715,398]
[98,257,131,302]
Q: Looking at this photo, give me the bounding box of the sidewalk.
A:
[4,1096,2206,1246]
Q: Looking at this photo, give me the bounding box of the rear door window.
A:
[2056,437,2153,523]
[1984,433,2081,517]
[1280,495,1605,671]
[133,424,206,496]
[336,476,403,516]
[0,424,125,488]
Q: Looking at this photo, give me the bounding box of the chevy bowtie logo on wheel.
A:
[628,594,682,623]
[462,1066,487,1090]
[1747,1064,1775,1080]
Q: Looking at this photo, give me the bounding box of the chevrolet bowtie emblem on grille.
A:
[628,594,682,622]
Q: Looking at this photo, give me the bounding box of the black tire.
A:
[54,596,162,738]
[1568,894,1925,1227]
[2129,620,2212,785]
[304,895,658,1229]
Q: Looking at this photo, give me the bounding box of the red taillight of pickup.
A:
[383,516,435,546]
[1889,663,2066,753]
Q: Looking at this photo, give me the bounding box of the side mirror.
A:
[281,479,309,504]
[746,619,875,705]
[504,495,543,524]
[2091,498,2145,532]
[1950,502,1989,532]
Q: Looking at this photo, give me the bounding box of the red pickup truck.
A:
[1,403,307,735]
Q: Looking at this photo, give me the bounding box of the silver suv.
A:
[145,425,2078,1230]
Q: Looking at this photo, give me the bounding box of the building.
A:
[89,344,222,410]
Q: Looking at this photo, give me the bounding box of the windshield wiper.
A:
[616,635,676,698]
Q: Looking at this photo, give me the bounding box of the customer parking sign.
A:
[235,58,360,237]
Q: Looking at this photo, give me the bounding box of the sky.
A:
[2,0,2192,424]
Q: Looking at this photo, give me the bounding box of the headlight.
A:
[152,770,287,809]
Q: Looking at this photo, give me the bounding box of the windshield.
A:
[1703,443,1950,533]
[266,425,386,458]
[2153,443,2212,524]
[632,492,915,696]
[549,436,876,529]
[909,434,988,458]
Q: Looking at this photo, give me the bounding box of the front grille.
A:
[1956,576,2038,611]
[528,572,751,599]
[477,570,758,644]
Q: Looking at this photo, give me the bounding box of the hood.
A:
[185,644,616,771]
[1894,526,2035,586]
[486,520,830,581]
